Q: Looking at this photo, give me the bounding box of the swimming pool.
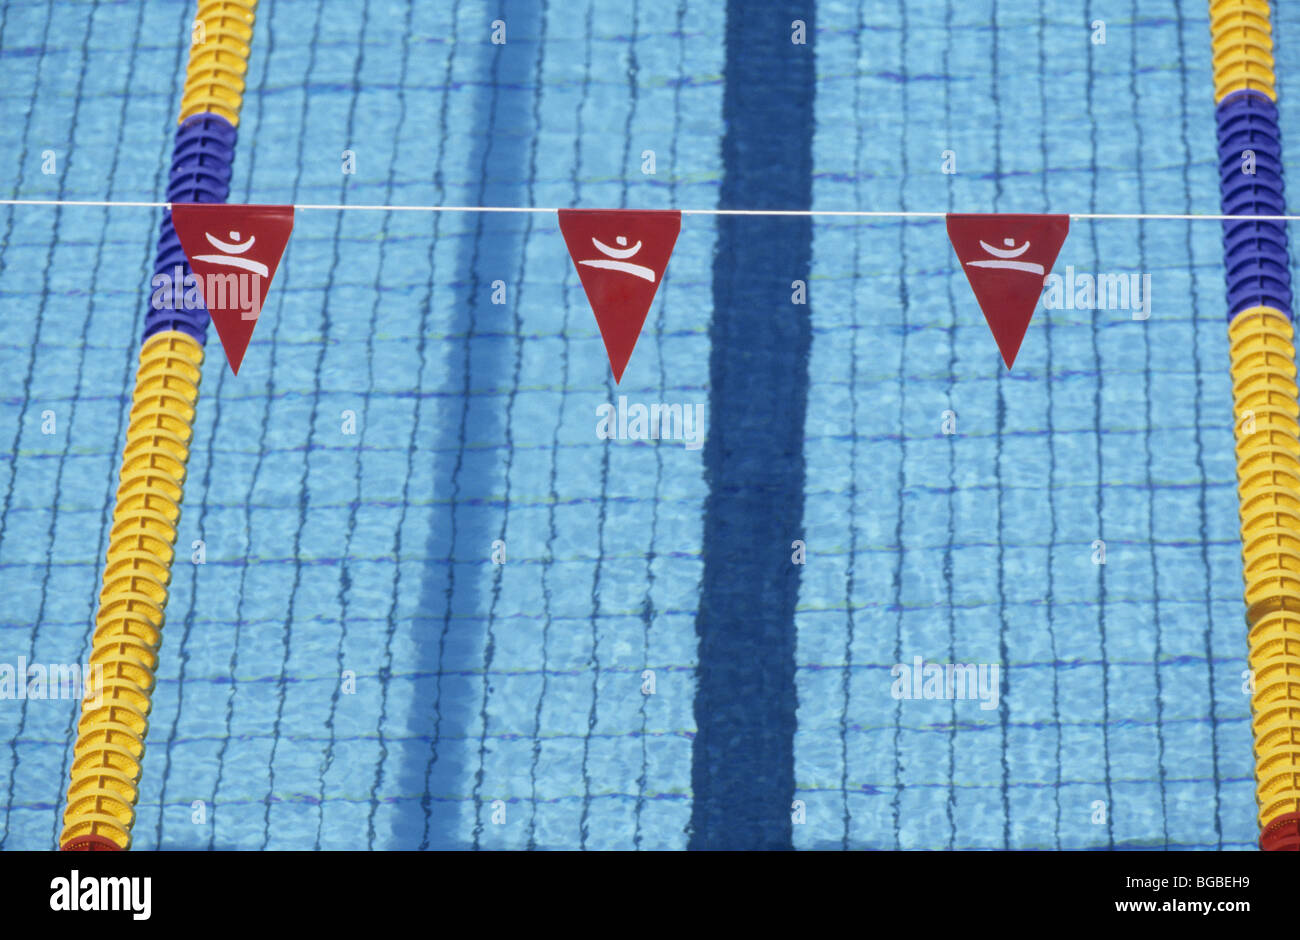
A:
[0,0,1292,850]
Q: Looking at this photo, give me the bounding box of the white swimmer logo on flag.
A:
[191,229,271,281]
[578,234,657,282]
[965,237,1045,275]
[558,209,681,383]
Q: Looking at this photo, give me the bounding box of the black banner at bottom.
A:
[1,849,1290,926]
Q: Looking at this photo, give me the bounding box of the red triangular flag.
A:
[947,213,1069,369]
[172,204,295,374]
[558,209,680,383]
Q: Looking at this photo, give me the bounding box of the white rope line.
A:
[1,198,1299,222]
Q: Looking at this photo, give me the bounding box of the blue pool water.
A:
[0,0,1293,850]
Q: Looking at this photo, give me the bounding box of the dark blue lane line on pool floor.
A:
[690,6,814,851]
[402,0,543,848]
